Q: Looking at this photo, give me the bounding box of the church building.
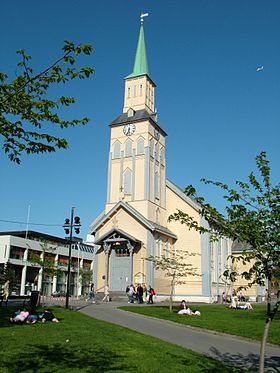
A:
[90,16,231,302]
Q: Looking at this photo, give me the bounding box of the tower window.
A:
[155,172,160,200]
[137,137,144,155]
[128,108,135,118]
[113,141,121,159]
[150,139,154,158]
[125,139,132,157]
[128,87,131,98]
[123,169,132,195]
[133,85,136,97]
[140,84,143,96]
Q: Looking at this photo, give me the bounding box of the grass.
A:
[0,306,251,373]
[119,304,280,345]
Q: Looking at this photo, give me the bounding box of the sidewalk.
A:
[48,297,280,373]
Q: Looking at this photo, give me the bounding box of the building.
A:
[0,230,94,296]
[89,17,232,302]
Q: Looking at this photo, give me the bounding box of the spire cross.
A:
[140,12,149,24]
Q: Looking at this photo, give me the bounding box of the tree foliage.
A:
[147,249,199,312]
[0,41,94,163]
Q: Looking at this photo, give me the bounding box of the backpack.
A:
[151,289,156,295]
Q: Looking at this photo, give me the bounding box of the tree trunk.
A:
[259,280,272,373]
[169,276,175,313]
[259,317,271,373]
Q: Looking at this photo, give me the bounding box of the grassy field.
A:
[0,306,252,373]
[119,304,280,345]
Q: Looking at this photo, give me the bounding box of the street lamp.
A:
[63,207,81,309]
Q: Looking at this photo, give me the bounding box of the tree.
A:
[169,152,280,373]
[28,242,61,301]
[0,41,94,163]
[78,268,93,296]
[147,249,199,313]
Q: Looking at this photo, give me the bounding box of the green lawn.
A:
[0,306,250,373]
[119,304,280,345]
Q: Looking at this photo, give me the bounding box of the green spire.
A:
[125,22,149,79]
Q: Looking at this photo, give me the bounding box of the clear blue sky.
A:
[1,0,279,238]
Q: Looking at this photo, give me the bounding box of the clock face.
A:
[123,123,136,136]
[154,129,160,141]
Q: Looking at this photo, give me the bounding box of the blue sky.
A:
[1,0,279,239]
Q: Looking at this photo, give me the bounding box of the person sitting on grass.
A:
[177,300,201,316]
[41,309,59,323]
[10,309,29,323]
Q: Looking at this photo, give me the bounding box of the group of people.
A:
[10,308,59,324]
[126,284,156,304]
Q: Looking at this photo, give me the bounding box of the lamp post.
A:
[63,207,81,309]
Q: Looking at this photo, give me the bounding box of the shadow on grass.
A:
[0,343,133,372]
[209,346,280,373]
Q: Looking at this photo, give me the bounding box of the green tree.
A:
[0,41,94,164]
[169,152,280,373]
[28,242,61,300]
[147,249,199,313]
[78,268,93,296]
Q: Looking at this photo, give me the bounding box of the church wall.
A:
[165,186,203,296]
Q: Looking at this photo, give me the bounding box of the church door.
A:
[110,248,130,291]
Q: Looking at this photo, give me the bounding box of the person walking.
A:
[102,284,110,302]
[147,285,155,304]
[87,283,95,303]
[137,284,144,304]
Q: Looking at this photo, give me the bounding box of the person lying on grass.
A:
[10,309,29,323]
[177,300,201,316]
[41,309,59,323]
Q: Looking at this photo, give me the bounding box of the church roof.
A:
[166,179,201,212]
[125,22,149,80]
[90,200,177,240]
[110,109,167,136]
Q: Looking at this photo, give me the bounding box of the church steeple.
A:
[123,14,156,114]
[125,20,149,79]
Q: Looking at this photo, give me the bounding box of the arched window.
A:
[128,87,131,98]
[125,139,132,157]
[150,139,154,157]
[128,108,135,118]
[155,142,159,161]
[156,208,160,223]
[123,169,132,195]
[160,147,165,164]
[113,141,121,159]
[155,172,159,200]
[137,137,144,155]
[165,241,171,258]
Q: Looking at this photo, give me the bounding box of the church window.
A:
[140,84,143,96]
[137,137,144,155]
[156,208,160,223]
[123,169,132,195]
[128,87,131,98]
[155,142,159,161]
[159,239,163,258]
[165,241,171,258]
[125,139,132,157]
[160,147,165,164]
[150,139,154,157]
[113,141,121,159]
[133,85,136,97]
[128,108,135,118]
[155,172,160,200]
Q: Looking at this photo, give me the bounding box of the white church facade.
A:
[89,18,231,302]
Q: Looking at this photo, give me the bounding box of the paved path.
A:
[49,298,280,372]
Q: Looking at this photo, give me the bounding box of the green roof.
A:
[125,23,149,79]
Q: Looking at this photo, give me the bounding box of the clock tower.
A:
[105,16,167,226]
